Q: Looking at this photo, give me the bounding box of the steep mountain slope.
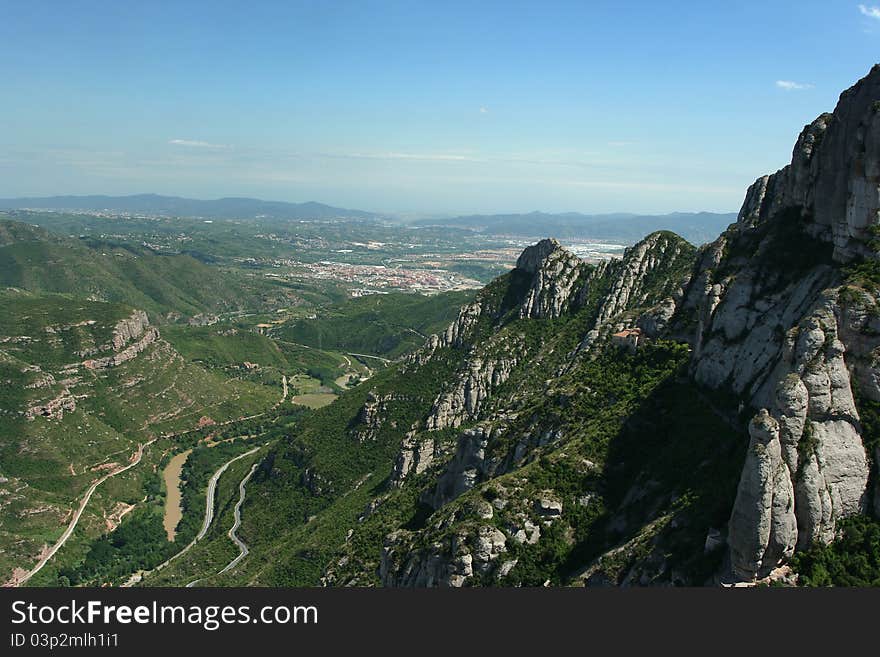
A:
[273,290,476,359]
[0,291,281,583]
[670,64,880,582]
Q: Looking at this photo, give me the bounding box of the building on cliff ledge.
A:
[611,327,642,352]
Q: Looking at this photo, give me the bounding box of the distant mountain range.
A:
[414,211,738,246]
[0,194,738,245]
[0,194,379,221]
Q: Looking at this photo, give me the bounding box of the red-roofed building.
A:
[611,327,642,352]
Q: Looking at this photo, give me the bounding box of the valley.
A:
[0,210,503,586]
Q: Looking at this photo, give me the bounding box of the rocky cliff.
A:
[674,65,880,581]
[420,233,692,434]
[316,230,701,587]
[24,310,160,419]
[516,238,585,319]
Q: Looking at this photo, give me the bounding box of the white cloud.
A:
[479,107,489,114]
[168,139,231,149]
[343,151,482,162]
[859,4,880,19]
[775,80,814,91]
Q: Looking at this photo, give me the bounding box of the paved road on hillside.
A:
[195,447,261,542]
[137,446,262,587]
[216,463,259,576]
[158,374,289,441]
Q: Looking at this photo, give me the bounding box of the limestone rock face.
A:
[369,230,700,587]
[439,301,483,349]
[390,432,435,487]
[677,66,880,581]
[736,65,880,263]
[25,390,77,420]
[22,308,164,422]
[324,69,880,588]
[516,238,585,319]
[594,232,690,327]
[728,410,797,580]
[637,296,677,338]
[425,356,518,431]
[575,231,693,351]
[515,237,565,274]
[111,310,150,350]
[351,392,398,443]
[426,425,492,509]
[691,280,873,579]
[379,524,509,587]
[406,300,483,368]
[82,327,159,370]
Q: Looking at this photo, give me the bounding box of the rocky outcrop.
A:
[24,371,56,389]
[301,467,332,496]
[408,301,484,367]
[368,231,701,587]
[25,390,76,420]
[596,233,690,326]
[728,410,797,580]
[637,296,678,338]
[22,309,160,419]
[263,70,880,590]
[111,310,150,350]
[351,392,395,443]
[374,474,574,587]
[82,327,159,370]
[425,356,518,431]
[576,231,693,351]
[425,426,493,509]
[390,432,435,487]
[379,524,509,587]
[678,66,880,581]
[517,238,586,319]
[735,66,880,263]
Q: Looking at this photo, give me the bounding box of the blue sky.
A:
[0,1,878,215]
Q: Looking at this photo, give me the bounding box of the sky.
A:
[0,1,878,216]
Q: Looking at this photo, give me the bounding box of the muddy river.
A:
[162,449,192,542]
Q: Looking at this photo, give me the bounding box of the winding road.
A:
[139,445,260,587]
[151,445,262,582]
[183,450,259,587]
[195,446,261,542]
[158,373,290,441]
[12,438,157,587]
[217,463,258,576]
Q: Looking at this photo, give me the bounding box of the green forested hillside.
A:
[0,219,298,318]
[0,290,282,584]
[274,291,476,358]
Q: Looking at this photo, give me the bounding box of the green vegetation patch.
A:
[275,290,474,359]
[792,516,880,586]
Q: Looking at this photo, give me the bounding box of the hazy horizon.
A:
[0,190,742,220]
[1,2,878,214]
